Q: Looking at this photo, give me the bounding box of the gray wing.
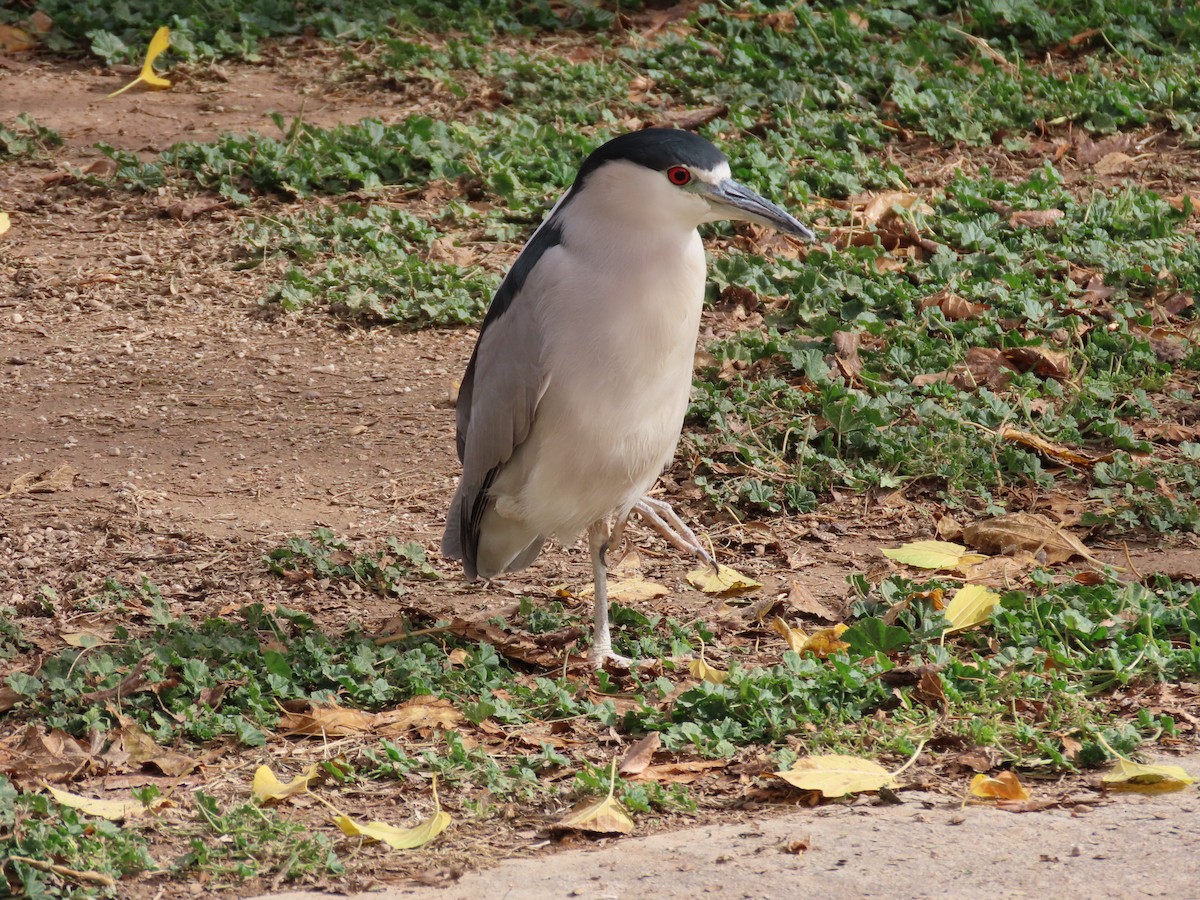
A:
[441,215,566,577]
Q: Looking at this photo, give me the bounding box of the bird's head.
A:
[569,128,815,240]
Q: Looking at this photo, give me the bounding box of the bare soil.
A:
[3,52,1200,899]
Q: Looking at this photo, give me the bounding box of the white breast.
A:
[490,179,707,540]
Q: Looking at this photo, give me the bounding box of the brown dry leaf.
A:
[785,582,839,622]
[999,426,1113,467]
[774,755,897,798]
[252,763,319,803]
[376,696,465,736]
[913,347,1017,391]
[618,733,660,777]
[165,196,224,221]
[0,23,37,52]
[1165,193,1200,214]
[783,836,811,854]
[1102,758,1195,793]
[634,760,727,784]
[7,726,99,783]
[1137,421,1200,443]
[3,463,77,498]
[963,512,1095,565]
[855,191,931,227]
[277,701,375,737]
[661,105,729,131]
[913,669,948,711]
[960,550,1039,587]
[0,684,22,713]
[427,235,478,267]
[873,254,907,274]
[1008,209,1064,229]
[832,330,862,378]
[1094,151,1135,175]
[762,10,797,31]
[1062,737,1084,764]
[446,617,564,668]
[1002,346,1070,380]
[920,289,990,321]
[969,770,1031,801]
[119,718,196,777]
[610,547,647,574]
[1132,324,1190,363]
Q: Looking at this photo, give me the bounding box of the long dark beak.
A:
[706,179,815,240]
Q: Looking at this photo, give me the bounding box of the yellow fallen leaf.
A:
[1102,758,1195,794]
[774,755,897,798]
[108,26,172,98]
[883,540,988,571]
[334,779,451,849]
[770,618,849,657]
[770,617,807,654]
[554,758,634,834]
[686,563,762,595]
[688,657,729,684]
[0,211,10,236]
[252,763,319,803]
[579,577,669,602]
[942,583,1001,634]
[46,786,146,821]
[802,623,850,657]
[0,23,37,53]
[968,771,1031,801]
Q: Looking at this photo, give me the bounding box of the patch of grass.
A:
[244,204,497,326]
[174,791,342,887]
[0,114,63,159]
[266,526,440,592]
[1,0,597,64]
[0,776,157,898]
[687,165,1200,531]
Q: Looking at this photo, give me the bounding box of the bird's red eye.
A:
[666,166,692,186]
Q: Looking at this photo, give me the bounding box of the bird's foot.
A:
[589,643,670,670]
[633,496,718,571]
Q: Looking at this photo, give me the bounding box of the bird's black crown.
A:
[573,128,727,187]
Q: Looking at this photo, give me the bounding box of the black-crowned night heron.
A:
[443,128,814,666]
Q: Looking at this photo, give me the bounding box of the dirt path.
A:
[257,752,1200,899]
